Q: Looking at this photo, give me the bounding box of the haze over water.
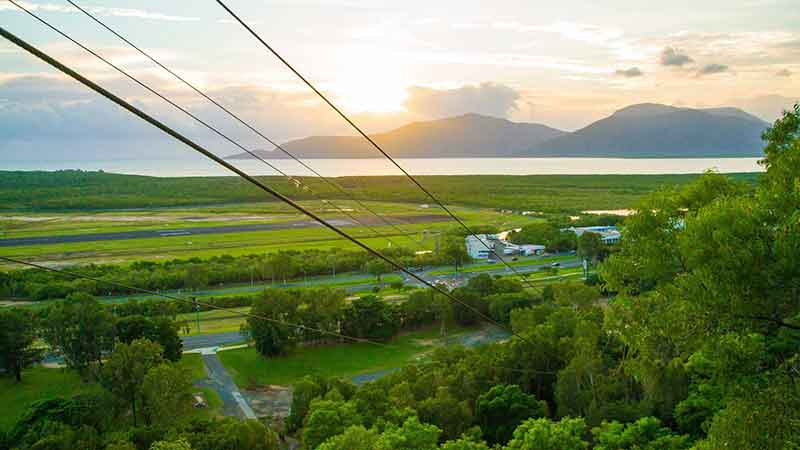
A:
[3,157,763,178]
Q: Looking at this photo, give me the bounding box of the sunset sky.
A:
[1,0,799,161]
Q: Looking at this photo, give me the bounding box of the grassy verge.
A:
[427,255,576,276]
[176,354,224,420]
[218,325,473,388]
[0,367,102,431]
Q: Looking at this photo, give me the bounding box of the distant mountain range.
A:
[228,103,770,160]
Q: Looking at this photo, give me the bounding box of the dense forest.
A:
[0,106,797,450]
[0,171,759,213]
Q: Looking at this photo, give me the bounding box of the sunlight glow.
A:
[326,51,411,113]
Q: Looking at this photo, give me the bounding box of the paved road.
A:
[0,214,448,247]
[196,353,256,420]
[403,258,582,289]
[183,332,247,351]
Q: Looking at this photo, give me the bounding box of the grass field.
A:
[178,307,252,336]
[219,325,474,388]
[0,201,534,268]
[0,367,102,431]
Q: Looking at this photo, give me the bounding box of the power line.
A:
[0,25,523,342]
[7,0,408,251]
[63,0,422,250]
[216,0,542,290]
[0,255,389,347]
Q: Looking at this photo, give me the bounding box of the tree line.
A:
[1,243,468,301]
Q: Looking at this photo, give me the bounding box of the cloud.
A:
[0,75,414,161]
[0,1,199,22]
[697,63,729,75]
[493,21,624,44]
[615,67,643,78]
[776,68,792,77]
[660,47,694,66]
[403,82,521,119]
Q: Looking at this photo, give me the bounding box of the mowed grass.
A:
[177,353,224,420]
[0,202,536,268]
[219,325,472,388]
[0,367,102,431]
[0,200,433,239]
[177,307,251,336]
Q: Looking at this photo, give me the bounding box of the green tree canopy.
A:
[0,308,42,382]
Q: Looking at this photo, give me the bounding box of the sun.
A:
[326,52,411,114]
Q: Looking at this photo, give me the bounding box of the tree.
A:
[341,296,397,341]
[41,293,115,375]
[302,399,362,450]
[577,232,604,262]
[476,384,548,445]
[374,416,441,450]
[246,291,296,356]
[150,439,193,450]
[592,417,690,450]
[365,259,391,283]
[102,339,164,427]
[115,315,182,362]
[599,106,800,448]
[440,438,491,450]
[183,419,279,450]
[417,387,473,441]
[450,288,487,326]
[287,376,326,432]
[316,426,378,450]
[0,308,43,382]
[442,237,470,272]
[141,363,193,426]
[504,417,588,450]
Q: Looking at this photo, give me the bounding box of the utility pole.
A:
[192,297,200,333]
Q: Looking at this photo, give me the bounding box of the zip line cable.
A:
[0,25,524,342]
[216,0,541,290]
[62,0,422,250]
[0,255,389,347]
[8,0,407,251]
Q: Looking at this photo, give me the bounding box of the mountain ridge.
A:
[227,104,770,160]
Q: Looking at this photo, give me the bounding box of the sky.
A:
[0,0,799,162]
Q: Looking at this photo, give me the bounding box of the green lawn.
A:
[177,307,251,336]
[218,325,472,388]
[0,367,102,431]
[176,354,224,420]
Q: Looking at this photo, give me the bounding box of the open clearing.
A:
[219,325,478,388]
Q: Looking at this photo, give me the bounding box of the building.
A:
[566,226,621,245]
[465,234,496,259]
[465,234,547,259]
[519,244,547,256]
